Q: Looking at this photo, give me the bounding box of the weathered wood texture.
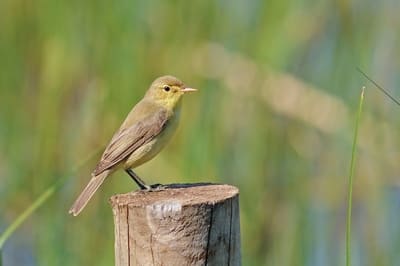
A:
[110,183,241,266]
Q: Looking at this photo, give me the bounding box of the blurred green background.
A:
[1,0,400,265]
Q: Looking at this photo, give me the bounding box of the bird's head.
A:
[145,75,197,110]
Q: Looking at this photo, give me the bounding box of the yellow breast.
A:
[123,104,181,169]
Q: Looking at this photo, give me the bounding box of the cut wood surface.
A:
[110,183,241,266]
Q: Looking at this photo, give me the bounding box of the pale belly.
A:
[123,112,180,169]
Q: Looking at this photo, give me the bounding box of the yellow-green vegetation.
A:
[1,1,400,265]
[346,88,364,266]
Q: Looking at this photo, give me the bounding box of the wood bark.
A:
[110,183,241,266]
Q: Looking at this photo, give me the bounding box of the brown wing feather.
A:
[92,109,169,176]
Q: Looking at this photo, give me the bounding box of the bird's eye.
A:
[163,85,171,92]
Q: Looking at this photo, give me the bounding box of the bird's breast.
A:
[123,108,181,169]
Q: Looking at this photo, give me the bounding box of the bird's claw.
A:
[141,183,166,192]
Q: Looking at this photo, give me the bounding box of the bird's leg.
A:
[125,169,151,190]
[125,169,166,191]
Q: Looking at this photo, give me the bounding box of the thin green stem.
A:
[0,179,62,249]
[0,148,102,250]
[357,67,400,106]
[346,87,365,266]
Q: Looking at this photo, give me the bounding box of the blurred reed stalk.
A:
[0,148,102,255]
[346,87,365,266]
[0,179,64,251]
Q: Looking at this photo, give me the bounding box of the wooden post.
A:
[110,183,241,266]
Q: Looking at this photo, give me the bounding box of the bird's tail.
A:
[69,170,110,216]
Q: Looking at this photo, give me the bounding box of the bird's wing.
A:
[92,108,169,176]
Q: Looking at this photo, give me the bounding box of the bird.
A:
[69,75,197,216]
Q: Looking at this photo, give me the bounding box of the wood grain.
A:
[110,183,241,266]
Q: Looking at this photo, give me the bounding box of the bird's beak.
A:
[181,87,197,93]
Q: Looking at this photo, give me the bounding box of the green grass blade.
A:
[0,148,102,250]
[346,87,365,266]
[0,180,62,250]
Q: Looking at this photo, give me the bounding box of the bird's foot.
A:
[141,183,166,192]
